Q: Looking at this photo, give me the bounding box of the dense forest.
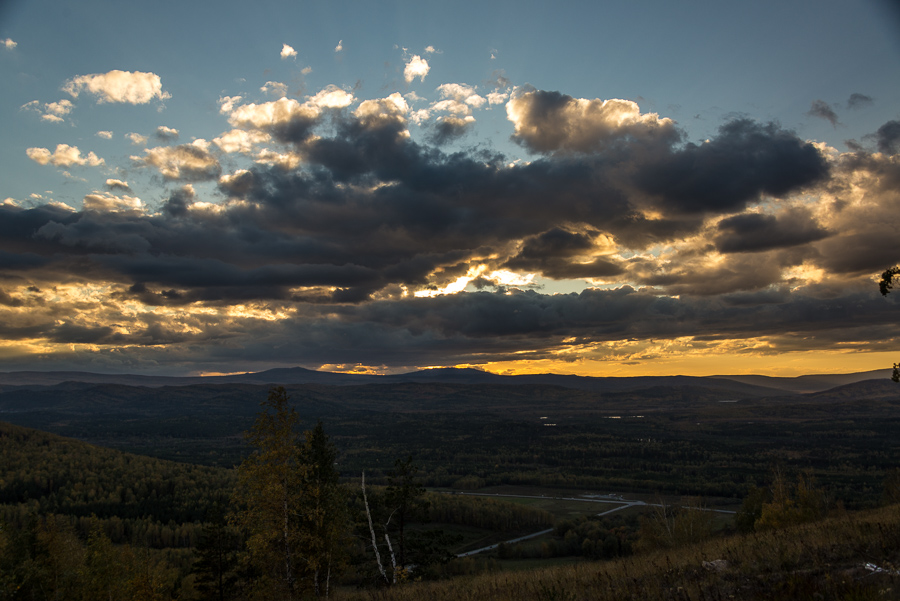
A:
[2,376,899,599]
[2,378,897,506]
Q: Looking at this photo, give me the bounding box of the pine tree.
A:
[192,513,240,601]
[231,388,350,598]
[231,386,307,598]
[298,421,350,597]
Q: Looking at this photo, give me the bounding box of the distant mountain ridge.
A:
[0,366,892,394]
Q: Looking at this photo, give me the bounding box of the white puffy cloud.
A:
[404,55,430,83]
[355,93,408,119]
[308,85,354,109]
[213,128,272,154]
[335,40,343,53]
[225,86,355,136]
[26,144,105,167]
[2,38,16,49]
[63,70,170,104]
[261,81,288,97]
[432,84,486,116]
[22,99,74,122]
[125,132,148,145]
[228,97,320,131]
[487,91,509,105]
[96,130,113,139]
[105,178,130,190]
[301,66,313,75]
[409,109,431,125]
[82,191,143,212]
[218,95,242,114]
[281,43,297,59]
[425,45,438,54]
[156,126,179,140]
[133,140,220,181]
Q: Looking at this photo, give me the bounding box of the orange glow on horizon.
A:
[470,350,897,378]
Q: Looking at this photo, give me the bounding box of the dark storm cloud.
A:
[714,208,831,253]
[807,100,840,127]
[504,228,625,279]
[162,185,195,218]
[847,93,873,109]
[101,254,382,292]
[298,107,412,182]
[812,146,900,276]
[428,117,473,145]
[513,228,595,258]
[2,96,837,310]
[875,120,900,154]
[0,249,50,270]
[635,120,829,214]
[47,322,116,344]
[328,287,899,354]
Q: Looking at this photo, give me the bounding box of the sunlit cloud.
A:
[213,128,271,154]
[125,132,148,145]
[308,85,354,109]
[132,140,220,181]
[2,38,16,49]
[404,55,430,83]
[155,125,179,141]
[218,95,242,114]
[280,43,297,59]
[21,99,74,123]
[96,130,113,139]
[82,191,143,212]
[105,178,130,190]
[261,81,288,97]
[26,144,105,167]
[63,70,171,104]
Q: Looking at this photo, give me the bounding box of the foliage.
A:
[191,513,241,601]
[879,265,900,296]
[337,503,900,601]
[755,469,826,531]
[0,516,180,601]
[634,497,716,551]
[735,485,770,533]
[230,387,350,598]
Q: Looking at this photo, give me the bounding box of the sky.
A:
[0,0,899,378]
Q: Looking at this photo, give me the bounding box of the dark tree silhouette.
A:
[879,266,900,382]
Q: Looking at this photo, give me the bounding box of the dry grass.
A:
[338,505,900,600]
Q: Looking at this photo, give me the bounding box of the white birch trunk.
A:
[362,472,389,584]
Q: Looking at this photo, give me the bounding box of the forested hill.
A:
[0,420,232,546]
[0,366,892,394]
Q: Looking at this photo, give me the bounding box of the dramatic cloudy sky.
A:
[1,0,899,377]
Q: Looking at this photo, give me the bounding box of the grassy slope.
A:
[337,504,900,601]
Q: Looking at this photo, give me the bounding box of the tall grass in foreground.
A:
[339,504,900,601]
